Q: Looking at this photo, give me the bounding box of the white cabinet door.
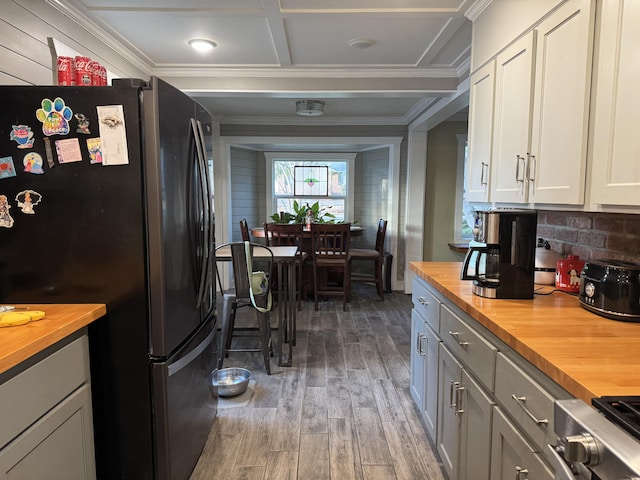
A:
[437,343,462,480]
[590,0,640,206]
[491,407,554,480]
[466,60,496,202]
[529,0,594,204]
[491,32,536,203]
[421,323,440,442]
[410,309,426,410]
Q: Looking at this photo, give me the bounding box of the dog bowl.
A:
[210,368,251,397]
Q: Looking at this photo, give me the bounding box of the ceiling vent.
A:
[296,100,325,116]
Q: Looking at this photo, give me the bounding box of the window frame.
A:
[265,152,356,222]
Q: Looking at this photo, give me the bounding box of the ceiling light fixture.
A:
[188,38,217,53]
[296,100,325,117]
[348,38,375,49]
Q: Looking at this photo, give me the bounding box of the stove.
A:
[550,397,640,480]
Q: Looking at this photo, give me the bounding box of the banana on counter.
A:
[0,309,46,327]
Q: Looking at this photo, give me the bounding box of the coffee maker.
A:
[460,209,538,299]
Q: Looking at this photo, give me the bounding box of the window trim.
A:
[265,152,356,221]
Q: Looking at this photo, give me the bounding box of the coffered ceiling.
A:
[56,0,478,125]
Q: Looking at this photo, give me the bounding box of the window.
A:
[266,153,355,222]
[455,134,474,241]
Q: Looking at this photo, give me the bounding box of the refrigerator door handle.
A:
[191,118,209,309]
[196,119,216,317]
[167,327,215,377]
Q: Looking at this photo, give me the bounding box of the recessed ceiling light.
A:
[188,39,217,53]
[348,38,375,49]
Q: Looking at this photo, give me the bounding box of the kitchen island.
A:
[0,303,106,479]
[409,262,640,480]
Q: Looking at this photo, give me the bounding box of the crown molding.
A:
[465,0,492,21]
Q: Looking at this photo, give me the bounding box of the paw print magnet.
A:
[36,97,73,136]
[0,195,14,228]
[15,190,42,215]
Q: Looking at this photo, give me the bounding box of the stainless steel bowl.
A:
[210,368,251,397]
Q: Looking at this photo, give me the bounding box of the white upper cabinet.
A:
[528,0,594,204]
[491,32,536,203]
[466,60,496,203]
[469,0,595,206]
[590,0,640,206]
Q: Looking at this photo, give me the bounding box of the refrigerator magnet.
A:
[10,125,35,149]
[43,138,55,168]
[36,97,73,136]
[96,105,129,166]
[0,195,14,228]
[75,113,91,134]
[23,152,44,174]
[54,138,82,164]
[15,190,42,215]
[0,156,16,179]
[86,138,102,164]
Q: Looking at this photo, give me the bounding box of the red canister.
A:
[56,56,75,85]
[74,56,92,86]
[556,255,585,293]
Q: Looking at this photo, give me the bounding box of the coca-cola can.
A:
[57,56,74,86]
[99,65,107,86]
[75,56,92,86]
[89,61,100,86]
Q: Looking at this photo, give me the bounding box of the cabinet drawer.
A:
[412,277,440,331]
[439,304,497,391]
[0,336,90,449]
[494,353,556,453]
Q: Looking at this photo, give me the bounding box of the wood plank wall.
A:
[0,0,147,85]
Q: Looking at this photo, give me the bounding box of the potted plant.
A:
[271,200,337,224]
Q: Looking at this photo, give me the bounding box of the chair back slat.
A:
[240,219,250,242]
[375,219,388,253]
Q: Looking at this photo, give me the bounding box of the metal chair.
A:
[215,242,274,374]
[350,219,388,300]
[310,223,351,311]
[239,218,250,242]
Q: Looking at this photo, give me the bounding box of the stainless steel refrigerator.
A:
[0,77,217,479]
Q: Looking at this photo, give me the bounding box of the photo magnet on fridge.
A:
[23,152,44,174]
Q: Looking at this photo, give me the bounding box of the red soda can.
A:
[100,65,107,86]
[57,56,74,86]
[74,56,92,86]
[89,61,100,86]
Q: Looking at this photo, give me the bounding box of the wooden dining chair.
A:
[264,222,308,310]
[310,223,351,311]
[215,242,274,374]
[350,219,388,300]
[239,218,250,242]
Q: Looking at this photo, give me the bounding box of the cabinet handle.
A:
[515,466,528,480]
[417,296,429,307]
[511,394,549,425]
[480,162,489,186]
[455,385,465,415]
[417,333,426,356]
[449,380,460,409]
[515,155,526,182]
[526,153,536,182]
[448,330,460,338]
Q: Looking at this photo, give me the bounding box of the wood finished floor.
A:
[190,284,445,480]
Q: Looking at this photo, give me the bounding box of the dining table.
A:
[215,244,298,367]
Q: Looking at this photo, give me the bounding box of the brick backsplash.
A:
[537,211,640,263]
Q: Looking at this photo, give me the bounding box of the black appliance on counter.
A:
[550,397,640,479]
[0,78,217,479]
[579,259,640,321]
[460,209,538,299]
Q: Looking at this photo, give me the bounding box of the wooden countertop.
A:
[409,262,640,403]
[0,304,106,375]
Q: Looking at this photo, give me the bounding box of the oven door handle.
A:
[546,444,576,480]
